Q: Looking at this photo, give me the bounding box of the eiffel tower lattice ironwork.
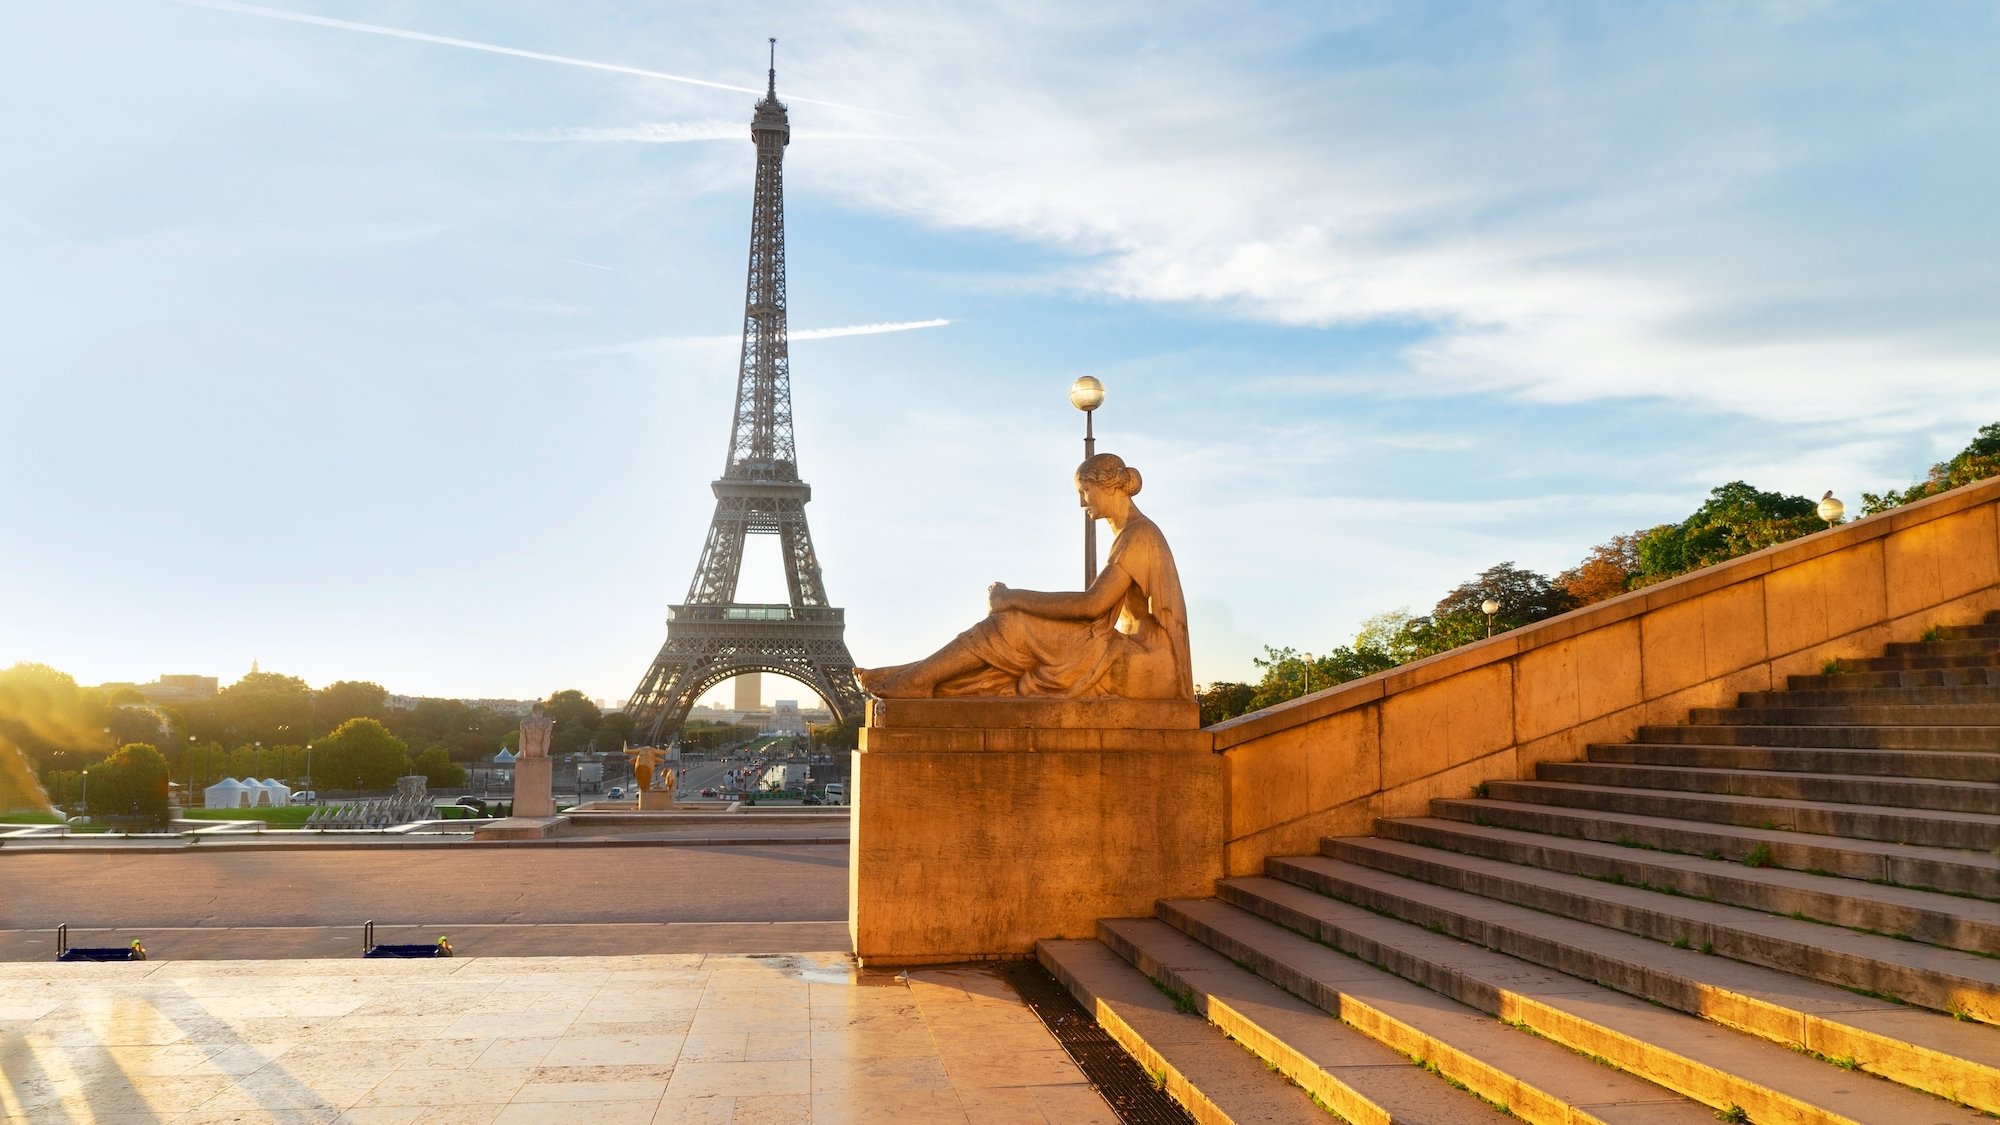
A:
[624,44,864,747]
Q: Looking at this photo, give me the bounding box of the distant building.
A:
[773,700,805,734]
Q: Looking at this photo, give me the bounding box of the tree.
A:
[314,718,412,790]
[314,680,387,734]
[544,690,601,756]
[1633,482,1820,586]
[0,662,110,770]
[410,745,467,788]
[198,671,314,748]
[1557,533,1645,607]
[1863,422,2000,514]
[90,743,170,826]
[1198,682,1256,725]
[1433,562,1574,626]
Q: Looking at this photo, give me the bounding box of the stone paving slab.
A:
[0,953,1116,1124]
[0,923,852,962]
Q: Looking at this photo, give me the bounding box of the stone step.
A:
[1431,796,2000,899]
[1207,876,1991,1124]
[1742,684,2000,709]
[1888,638,2000,659]
[1631,723,2000,751]
[1300,840,2000,1024]
[1788,668,2000,693]
[1941,623,2000,640]
[1537,761,2000,815]
[1375,816,2000,955]
[1690,703,2000,727]
[1585,742,2000,783]
[1305,832,2000,1111]
[1848,653,2000,673]
[1035,936,1332,1123]
[1094,915,1643,1124]
[1484,779,2000,850]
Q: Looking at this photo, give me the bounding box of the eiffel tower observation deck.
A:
[624,43,864,748]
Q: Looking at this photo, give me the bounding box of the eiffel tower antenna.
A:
[623,44,864,749]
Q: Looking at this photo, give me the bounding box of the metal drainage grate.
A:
[1001,959,1196,1125]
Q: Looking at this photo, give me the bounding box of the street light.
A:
[80,769,89,819]
[1817,491,1845,528]
[1302,653,1314,696]
[1482,599,1501,638]
[1069,375,1105,585]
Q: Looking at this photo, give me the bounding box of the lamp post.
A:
[1069,375,1106,584]
[81,769,89,819]
[1482,599,1500,638]
[1817,491,1845,528]
[1302,653,1314,696]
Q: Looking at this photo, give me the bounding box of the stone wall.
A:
[1211,474,2000,876]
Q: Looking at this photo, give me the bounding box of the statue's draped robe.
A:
[935,514,1193,700]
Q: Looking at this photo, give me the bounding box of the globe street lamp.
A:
[1817,491,1845,528]
[1069,376,1106,584]
[1482,599,1501,638]
[1302,653,1314,696]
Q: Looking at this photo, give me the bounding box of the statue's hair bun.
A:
[1077,452,1143,495]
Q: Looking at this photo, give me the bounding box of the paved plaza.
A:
[0,952,1119,1124]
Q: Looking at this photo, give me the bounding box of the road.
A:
[1,842,845,930]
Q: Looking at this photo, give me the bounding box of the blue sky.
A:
[3,1,1996,707]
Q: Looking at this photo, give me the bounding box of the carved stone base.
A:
[637,789,680,811]
[849,698,1220,966]
[511,757,553,818]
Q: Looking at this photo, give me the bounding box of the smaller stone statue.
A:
[519,703,554,759]
[624,744,667,794]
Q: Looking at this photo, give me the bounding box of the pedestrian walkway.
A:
[0,952,1119,1124]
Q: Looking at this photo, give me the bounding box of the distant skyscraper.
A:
[733,672,763,713]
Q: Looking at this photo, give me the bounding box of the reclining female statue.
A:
[856,452,1192,701]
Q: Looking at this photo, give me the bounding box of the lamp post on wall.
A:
[1302,653,1314,696]
[1069,376,1106,585]
[1817,491,1845,528]
[1482,599,1501,638]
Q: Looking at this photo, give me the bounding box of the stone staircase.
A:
[1042,614,2000,1123]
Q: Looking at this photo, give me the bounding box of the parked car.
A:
[290,790,318,805]
[608,786,625,799]
[801,794,823,806]
[454,796,488,816]
[699,787,716,797]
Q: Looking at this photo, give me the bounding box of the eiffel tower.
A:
[623,44,864,747]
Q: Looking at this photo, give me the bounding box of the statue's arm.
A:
[991,562,1134,620]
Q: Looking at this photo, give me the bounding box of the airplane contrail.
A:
[583,319,952,354]
[164,0,898,116]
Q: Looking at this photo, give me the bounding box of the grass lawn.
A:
[1,811,63,825]
[181,806,316,826]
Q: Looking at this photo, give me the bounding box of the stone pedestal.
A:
[512,756,553,818]
[850,697,1221,966]
[638,789,678,811]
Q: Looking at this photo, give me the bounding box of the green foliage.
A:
[313,680,387,731]
[1433,561,1575,626]
[1198,682,1257,725]
[89,743,171,826]
[191,671,315,747]
[314,718,412,790]
[1634,481,1821,584]
[410,745,467,788]
[1862,423,2000,514]
[1743,843,1774,868]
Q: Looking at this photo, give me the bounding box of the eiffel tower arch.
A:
[624,46,864,748]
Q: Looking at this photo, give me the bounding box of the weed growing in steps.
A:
[1743,844,1775,868]
[1715,1104,1749,1123]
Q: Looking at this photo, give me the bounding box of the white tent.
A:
[203,777,250,809]
[252,778,290,807]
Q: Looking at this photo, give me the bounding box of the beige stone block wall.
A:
[1212,475,2000,878]
[850,717,1222,966]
